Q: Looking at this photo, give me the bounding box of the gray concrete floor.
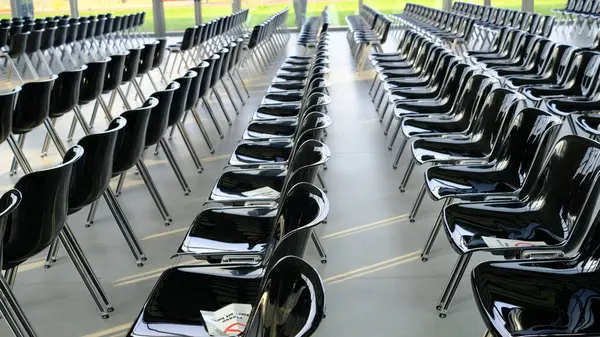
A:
[0,31,493,337]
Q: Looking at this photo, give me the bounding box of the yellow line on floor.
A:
[329,218,408,240]
[322,214,409,239]
[81,323,132,337]
[326,255,421,285]
[113,260,202,287]
[83,250,421,337]
[201,153,231,162]
[141,227,189,241]
[322,250,421,283]
[17,260,46,273]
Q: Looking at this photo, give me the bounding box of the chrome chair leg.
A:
[41,118,57,157]
[384,112,395,135]
[311,231,327,264]
[0,273,38,336]
[67,115,78,142]
[421,198,452,261]
[190,107,216,153]
[89,99,100,129]
[409,183,427,223]
[201,98,224,138]
[437,252,472,318]
[59,223,113,318]
[212,88,233,125]
[220,80,240,115]
[399,159,416,193]
[176,122,204,173]
[44,238,61,268]
[102,188,147,266]
[9,134,25,176]
[316,171,327,193]
[86,200,98,227]
[115,172,127,196]
[7,135,32,174]
[392,137,409,169]
[235,68,251,98]
[136,160,174,226]
[388,121,402,150]
[228,73,246,105]
[159,138,191,195]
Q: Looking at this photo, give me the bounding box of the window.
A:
[78,0,155,32]
[535,0,564,15]
[34,0,70,16]
[164,0,196,31]
[203,0,232,22]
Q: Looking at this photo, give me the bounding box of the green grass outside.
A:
[38,0,572,32]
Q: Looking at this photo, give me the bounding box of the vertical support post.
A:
[70,0,78,19]
[443,0,452,11]
[10,0,18,17]
[153,0,166,36]
[358,0,363,7]
[194,0,203,25]
[232,0,241,13]
[14,0,32,18]
[484,0,491,6]
[523,0,534,12]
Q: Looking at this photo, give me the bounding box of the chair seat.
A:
[261,93,302,105]
[472,258,600,336]
[229,140,293,167]
[128,265,263,337]
[411,136,490,164]
[425,163,520,201]
[242,119,298,140]
[444,200,564,254]
[401,115,467,138]
[208,167,286,203]
[389,87,438,103]
[177,206,277,257]
[252,104,302,120]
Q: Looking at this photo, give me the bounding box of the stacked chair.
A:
[0,8,294,337]
[360,2,600,336]
[346,4,393,70]
[125,22,331,337]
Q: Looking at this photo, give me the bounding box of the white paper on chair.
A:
[481,237,546,248]
[242,186,279,198]
[200,303,252,336]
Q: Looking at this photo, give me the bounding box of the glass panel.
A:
[492,0,521,10]
[365,0,443,15]
[203,0,232,22]
[79,2,154,32]
[535,0,564,15]
[33,0,70,16]
[164,0,195,31]
[243,0,290,27]
[453,0,485,5]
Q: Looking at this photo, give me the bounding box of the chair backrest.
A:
[0,86,21,143]
[112,98,157,175]
[517,136,600,254]
[138,41,158,76]
[146,82,178,147]
[79,57,110,105]
[284,140,330,198]
[0,189,21,268]
[50,65,86,118]
[13,74,58,134]
[152,38,167,69]
[180,26,197,51]
[169,70,196,127]
[262,183,328,272]
[103,52,127,93]
[122,47,142,83]
[243,256,325,337]
[198,55,217,98]
[69,117,126,214]
[3,146,83,270]
[186,61,208,110]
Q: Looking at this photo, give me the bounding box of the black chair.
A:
[471,197,600,336]
[0,189,38,337]
[40,65,87,157]
[198,54,226,138]
[127,182,328,337]
[208,140,330,205]
[165,70,208,170]
[3,146,116,319]
[165,26,196,77]
[9,74,58,175]
[435,135,600,317]
[88,51,128,129]
[87,98,174,228]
